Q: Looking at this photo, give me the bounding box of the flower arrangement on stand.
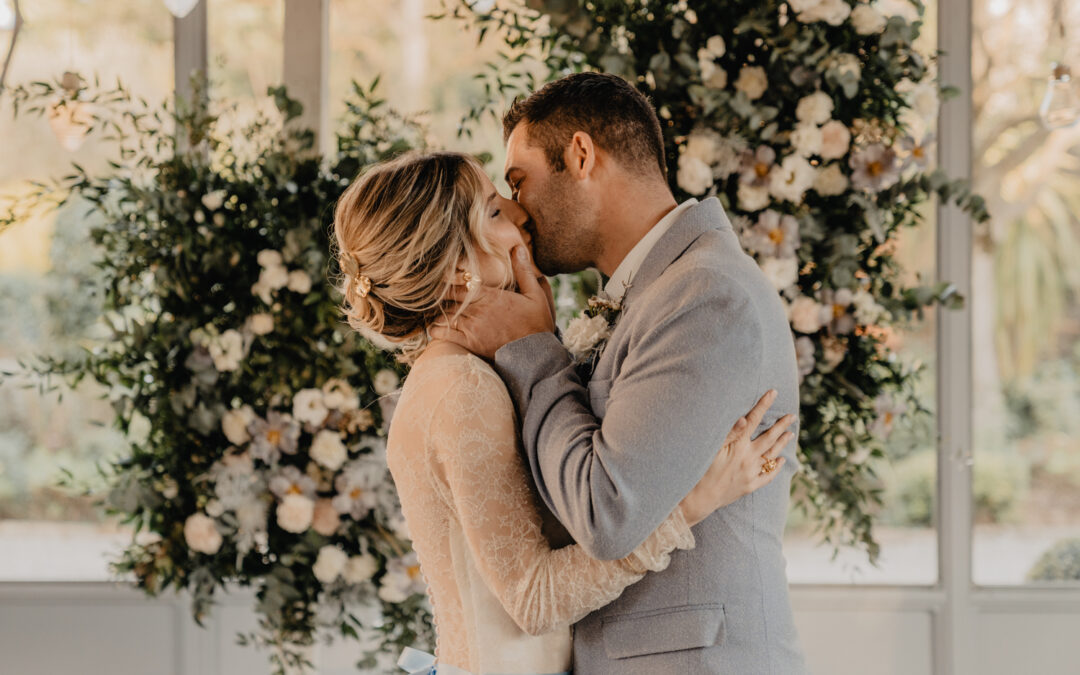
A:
[442,0,989,561]
[1,77,432,673]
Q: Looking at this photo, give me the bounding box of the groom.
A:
[433,72,807,674]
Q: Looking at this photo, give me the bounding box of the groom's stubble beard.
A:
[528,170,600,277]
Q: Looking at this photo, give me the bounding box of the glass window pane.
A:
[784,1,940,586]
[972,0,1080,587]
[208,0,283,100]
[0,0,173,580]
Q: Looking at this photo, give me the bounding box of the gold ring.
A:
[760,458,779,475]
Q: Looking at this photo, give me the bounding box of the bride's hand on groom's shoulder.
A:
[679,390,796,526]
[431,246,556,359]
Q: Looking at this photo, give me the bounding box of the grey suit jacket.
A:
[493,198,807,674]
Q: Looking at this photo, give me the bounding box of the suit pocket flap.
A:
[601,603,725,660]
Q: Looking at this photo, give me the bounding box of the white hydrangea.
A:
[344,554,379,584]
[760,256,800,292]
[184,513,223,555]
[208,329,245,372]
[768,155,818,203]
[734,65,768,101]
[795,91,835,125]
[684,127,724,165]
[313,545,349,584]
[851,4,888,34]
[201,190,227,211]
[677,154,714,196]
[563,315,612,361]
[311,429,348,471]
[293,388,329,427]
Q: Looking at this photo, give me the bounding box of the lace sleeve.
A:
[429,360,695,636]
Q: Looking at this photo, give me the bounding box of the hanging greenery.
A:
[438,0,990,561]
[0,76,433,674]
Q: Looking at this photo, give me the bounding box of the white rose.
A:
[287,269,312,294]
[796,91,835,125]
[851,4,887,34]
[769,155,818,203]
[684,128,724,165]
[814,163,851,196]
[677,154,714,196]
[321,378,359,411]
[733,65,768,101]
[790,123,824,157]
[276,494,315,533]
[311,429,348,471]
[760,257,800,292]
[259,264,289,293]
[208,329,245,372]
[704,35,726,58]
[738,183,772,212]
[222,404,256,445]
[798,0,851,25]
[819,121,852,160]
[248,312,274,336]
[313,545,349,584]
[788,295,826,334]
[373,369,400,396]
[344,554,379,584]
[293,388,329,426]
[257,249,284,269]
[184,513,223,555]
[201,190,227,211]
[205,499,226,518]
[563,315,612,360]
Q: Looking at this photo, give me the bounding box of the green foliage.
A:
[0,74,430,674]
[1027,538,1080,582]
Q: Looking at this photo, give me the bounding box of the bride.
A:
[331,151,793,675]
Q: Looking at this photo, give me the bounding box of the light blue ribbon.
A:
[398,647,437,675]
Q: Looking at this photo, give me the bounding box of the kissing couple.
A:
[331,72,808,675]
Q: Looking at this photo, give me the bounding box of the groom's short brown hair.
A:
[502,72,667,180]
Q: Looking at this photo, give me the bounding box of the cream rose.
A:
[293,388,329,427]
[248,312,274,336]
[373,369,400,396]
[734,65,768,101]
[819,121,852,160]
[796,91,835,125]
[311,429,348,472]
[677,154,714,196]
[737,182,772,212]
[287,269,312,294]
[788,295,826,334]
[184,513,223,555]
[221,404,256,445]
[790,123,824,157]
[813,163,850,196]
[313,545,349,584]
[851,3,888,34]
[312,498,342,536]
[344,554,379,584]
[760,257,800,292]
[276,494,315,533]
[563,315,612,360]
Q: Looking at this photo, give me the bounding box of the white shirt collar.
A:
[603,198,698,302]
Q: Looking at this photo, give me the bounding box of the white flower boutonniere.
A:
[564,294,624,380]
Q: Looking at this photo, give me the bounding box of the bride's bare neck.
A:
[414,338,472,366]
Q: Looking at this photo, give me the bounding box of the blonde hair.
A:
[331,151,513,363]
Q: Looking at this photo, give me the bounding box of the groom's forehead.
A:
[504,125,543,181]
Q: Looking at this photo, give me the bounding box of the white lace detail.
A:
[386,352,695,674]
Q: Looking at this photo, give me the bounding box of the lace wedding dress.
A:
[386,352,695,675]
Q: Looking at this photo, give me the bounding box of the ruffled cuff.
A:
[623,504,696,574]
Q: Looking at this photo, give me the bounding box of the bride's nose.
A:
[505,198,530,229]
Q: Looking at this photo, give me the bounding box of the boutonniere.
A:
[564,293,624,381]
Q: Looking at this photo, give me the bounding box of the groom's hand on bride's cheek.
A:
[430,246,555,359]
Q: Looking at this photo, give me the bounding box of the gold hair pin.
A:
[353,274,373,298]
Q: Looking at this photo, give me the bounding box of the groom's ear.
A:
[567,131,597,180]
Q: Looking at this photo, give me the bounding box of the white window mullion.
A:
[283,0,329,156]
[173,0,208,107]
[935,0,976,672]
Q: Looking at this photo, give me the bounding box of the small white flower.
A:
[276,494,315,533]
[814,163,851,196]
[734,65,768,101]
[760,256,800,292]
[201,190,227,211]
[373,369,400,396]
[790,123,824,157]
[684,127,725,165]
[795,0,852,25]
[222,406,255,446]
[127,411,152,445]
[698,58,728,89]
[321,378,360,411]
[311,429,348,471]
[205,499,226,518]
[248,313,274,336]
[677,154,714,195]
[344,554,379,584]
[287,269,312,294]
[293,388,330,427]
[852,289,886,324]
[851,3,888,33]
[208,329,245,372]
[184,513,223,555]
[259,264,290,292]
[313,545,349,584]
[795,336,816,380]
[788,295,826,334]
[703,35,726,58]
[796,91,835,126]
[257,249,284,269]
[870,393,907,437]
[333,459,386,519]
[737,183,772,212]
[563,315,612,361]
[378,552,427,603]
[819,121,852,160]
[768,155,818,203]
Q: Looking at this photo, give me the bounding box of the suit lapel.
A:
[619,197,734,309]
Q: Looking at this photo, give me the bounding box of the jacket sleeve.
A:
[494,271,766,560]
